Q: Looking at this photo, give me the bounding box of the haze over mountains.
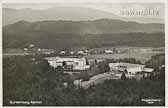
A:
[3,7,164,26]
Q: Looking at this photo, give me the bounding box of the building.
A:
[142,68,154,77]
[29,44,35,48]
[60,50,66,54]
[23,48,28,51]
[129,48,152,53]
[109,62,145,75]
[77,50,84,54]
[38,48,54,54]
[70,51,74,55]
[108,62,154,76]
[45,56,90,70]
[105,50,113,54]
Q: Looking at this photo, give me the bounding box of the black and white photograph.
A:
[2,0,166,106]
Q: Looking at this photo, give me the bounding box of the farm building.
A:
[45,56,90,70]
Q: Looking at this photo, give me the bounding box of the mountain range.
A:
[3,19,164,34]
[3,19,164,49]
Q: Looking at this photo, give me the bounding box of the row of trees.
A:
[145,54,165,81]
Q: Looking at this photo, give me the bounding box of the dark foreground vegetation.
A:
[3,54,165,106]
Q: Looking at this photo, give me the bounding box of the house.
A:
[105,50,113,54]
[45,56,90,70]
[142,68,154,77]
[39,49,54,55]
[96,59,106,63]
[37,48,41,51]
[85,50,88,53]
[29,44,35,48]
[77,50,88,55]
[77,50,84,54]
[23,48,28,51]
[70,51,74,55]
[60,50,66,54]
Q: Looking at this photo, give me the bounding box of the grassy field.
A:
[86,52,164,64]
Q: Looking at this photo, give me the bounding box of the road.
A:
[81,72,121,89]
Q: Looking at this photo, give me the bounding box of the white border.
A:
[0,0,167,108]
[1,0,166,3]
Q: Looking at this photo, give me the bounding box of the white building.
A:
[77,50,85,54]
[39,49,54,54]
[70,51,74,55]
[29,44,35,48]
[23,48,28,51]
[105,50,113,54]
[45,56,90,70]
[108,62,153,76]
[60,51,66,54]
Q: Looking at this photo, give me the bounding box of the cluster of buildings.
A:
[45,55,154,77]
[129,48,153,53]
[44,56,155,89]
[71,62,154,89]
[23,44,55,55]
[108,62,154,77]
[59,50,89,55]
[59,48,120,55]
[45,56,90,70]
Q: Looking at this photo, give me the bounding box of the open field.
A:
[86,52,164,64]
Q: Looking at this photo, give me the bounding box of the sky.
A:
[3,3,164,19]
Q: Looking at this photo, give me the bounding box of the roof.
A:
[45,56,85,62]
[143,68,154,73]
[120,62,145,69]
[127,68,142,73]
[109,62,145,69]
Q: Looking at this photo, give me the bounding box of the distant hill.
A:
[3,19,164,34]
[3,7,164,26]
[3,19,164,49]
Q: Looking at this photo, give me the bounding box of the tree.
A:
[86,58,89,65]
[145,54,165,80]
[62,61,67,68]
[97,61,110,73]
[121,72,126,80]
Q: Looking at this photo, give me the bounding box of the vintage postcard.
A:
[1,0,167,107]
